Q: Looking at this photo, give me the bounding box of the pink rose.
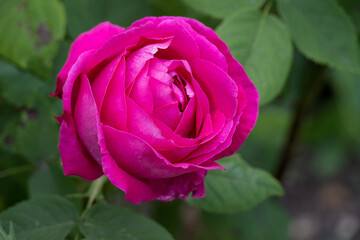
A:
[52,17,259,204]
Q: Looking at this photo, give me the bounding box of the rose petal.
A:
[199,84,248,162]
[179,17,260,154]
[128,61,153,114]
[100,57,128,131]
[91,54,123,110]
[153,19,200,60]
[145,170,206,201]
[174,97,196,137]
[149,77,178,108]
[58,113,103,181]
[125,39,172,91]
[102,125,221,178]
[74,74,102,163]
[153,103,182,130]
[53,22,124,98]
[190,59,238,119]
[62,50,97,114]
[85,21,158,72]
[101,151,154,204]
[215,81,258,158]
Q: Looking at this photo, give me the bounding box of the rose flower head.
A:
[52,17,259,204]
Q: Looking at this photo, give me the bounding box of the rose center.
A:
[171,74,194,112]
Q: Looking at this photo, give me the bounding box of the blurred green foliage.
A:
[0,0,359,239]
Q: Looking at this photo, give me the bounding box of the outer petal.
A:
[131,17,202,60]
[85,21,158,71]
[102,125,221,179]
[53,22,124,98]
[182,17,259,155]
[74,74,102,163]
[58,113,103,181]
[190,59,238,119]
[101,125,221,203]
[132,17,227,70]
[145,170,207,201]
[101,151,154,204]
[58,50,103,180]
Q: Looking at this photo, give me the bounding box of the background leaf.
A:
[28,163,77,198]
[0,59,43,107]
[14,97,60,164]
[0,0,66,79]
[277,0,360,73]
[216,9,293,105]
[80,204,174,240]
[64,0,151,39]
[181,0,265,19]
[0,222,15,240]
[187,154,284,213]
[240,106,291,173]
[331,70,360,144]
[337,0,360,34]
[0,196,78,240]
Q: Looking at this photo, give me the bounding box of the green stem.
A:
[85,175,107,211]
[276,65,326,181]
[0,165,33,179]
[64,193,89,199]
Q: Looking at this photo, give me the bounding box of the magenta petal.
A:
[190,59,238,119]
[125,40,172,91]
[53,22,124,98]
[103,125,202,178]
[62,50,97,115]
[145,170,206,201]
[153,19,200,60]
[129,61,153,114]
[153,103,182,130]
[216,81,258,158]
[91,54,123,110]
[175,97,196,137]
[101,152,154,204]
[187,119,233,165]
[74,74,102,163]
[100,57,128,131]
[149,77,178,108]
[85,21,158,71]
[58,113,103,181]
[126,96,168,147]
[181,17,259,152]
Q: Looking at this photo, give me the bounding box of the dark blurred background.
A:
[0,0,359,239]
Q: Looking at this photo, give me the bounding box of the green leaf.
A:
[337,0,360,33]
[0,102,19,152]
[230,200,290,240]
[80,204,174,240]
[240,106,291,173]
[0,196,79,240]
[216,9,293,105]
[187,154,284,213]
[181,0,265,18]
[0,0,66,79]
[64,0,150,39]
[0,59,44,107]
[0,222,15,240]
[277,0,360,73]
[197,200,290,240]
[331,70,360,144]
[14,97,59,163]
[28,163,77,198]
